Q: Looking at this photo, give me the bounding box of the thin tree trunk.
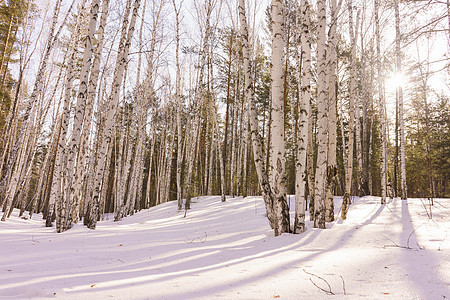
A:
[375,0,387,204]
[395,0,407,200]
[341,4,360,220]
[238,0,277,232]
[172,0,183,210]
[325,0,340,222]
[313,0,328,229]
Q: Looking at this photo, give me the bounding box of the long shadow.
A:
[56,199,388,298]
[399,199,449,299]
[1,197,387,298]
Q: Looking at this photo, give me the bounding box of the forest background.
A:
[0,0,448,234]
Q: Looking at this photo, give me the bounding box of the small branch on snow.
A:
[382,235,413,250]
[340,275,347,295]
[438,234,447,251]
[303,269,335,295]
[420,198,433,219]
[384,204,393,213]
[31,235,40,243]
[407,223,425,249]
[186,232,208,244]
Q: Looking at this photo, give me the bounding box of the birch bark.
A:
[294,0,311,234]
[172,0,183,209]
[325,0,340,222]
[375,0,387,204]
[341,3,359,220]
[313,0,328,229]
[395,0,407,200]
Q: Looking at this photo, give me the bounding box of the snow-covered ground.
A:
[1,195,449,299]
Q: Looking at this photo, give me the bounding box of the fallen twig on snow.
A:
[420,198,433,219]
[303,269,335,295]
[407,223,425,249]
[340,275,346,295]
[382,235,413,250]
[186,232,208,244]
[438,234,447,251]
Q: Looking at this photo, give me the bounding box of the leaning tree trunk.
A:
[238,0,278,232]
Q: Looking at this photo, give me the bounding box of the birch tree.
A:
[395,0,407,200]
[375,0,387,204]
[293,0,311,234]
[325,0,341,222]
[341,2,359,220]
[313,0,328,229]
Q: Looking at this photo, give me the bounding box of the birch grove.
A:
[1,0,447,235]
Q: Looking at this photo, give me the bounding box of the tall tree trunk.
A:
[313,0,328,229]
[269,0,290,234]
[294,0,311,234]
[325,0,340,222]
[341,3,359,220]
[238,0,277,232]
[395,0,407,200]
[172,0,183,210]
[375,0,387,204]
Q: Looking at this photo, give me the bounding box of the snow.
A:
[1,196,449,299]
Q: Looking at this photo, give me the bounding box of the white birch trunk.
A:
[314,0,328,229]
[395,0,407,200]
[172,0,183,210]
[294,0,311,234]
[341,4,360,220]
[230,89,238,198]
[325,0,340,222]
[270,0,290,234]
[375,0,387,204]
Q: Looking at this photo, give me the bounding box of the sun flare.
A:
[386,72,408,90]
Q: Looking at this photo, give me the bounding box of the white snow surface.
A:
[1,196,449,299]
